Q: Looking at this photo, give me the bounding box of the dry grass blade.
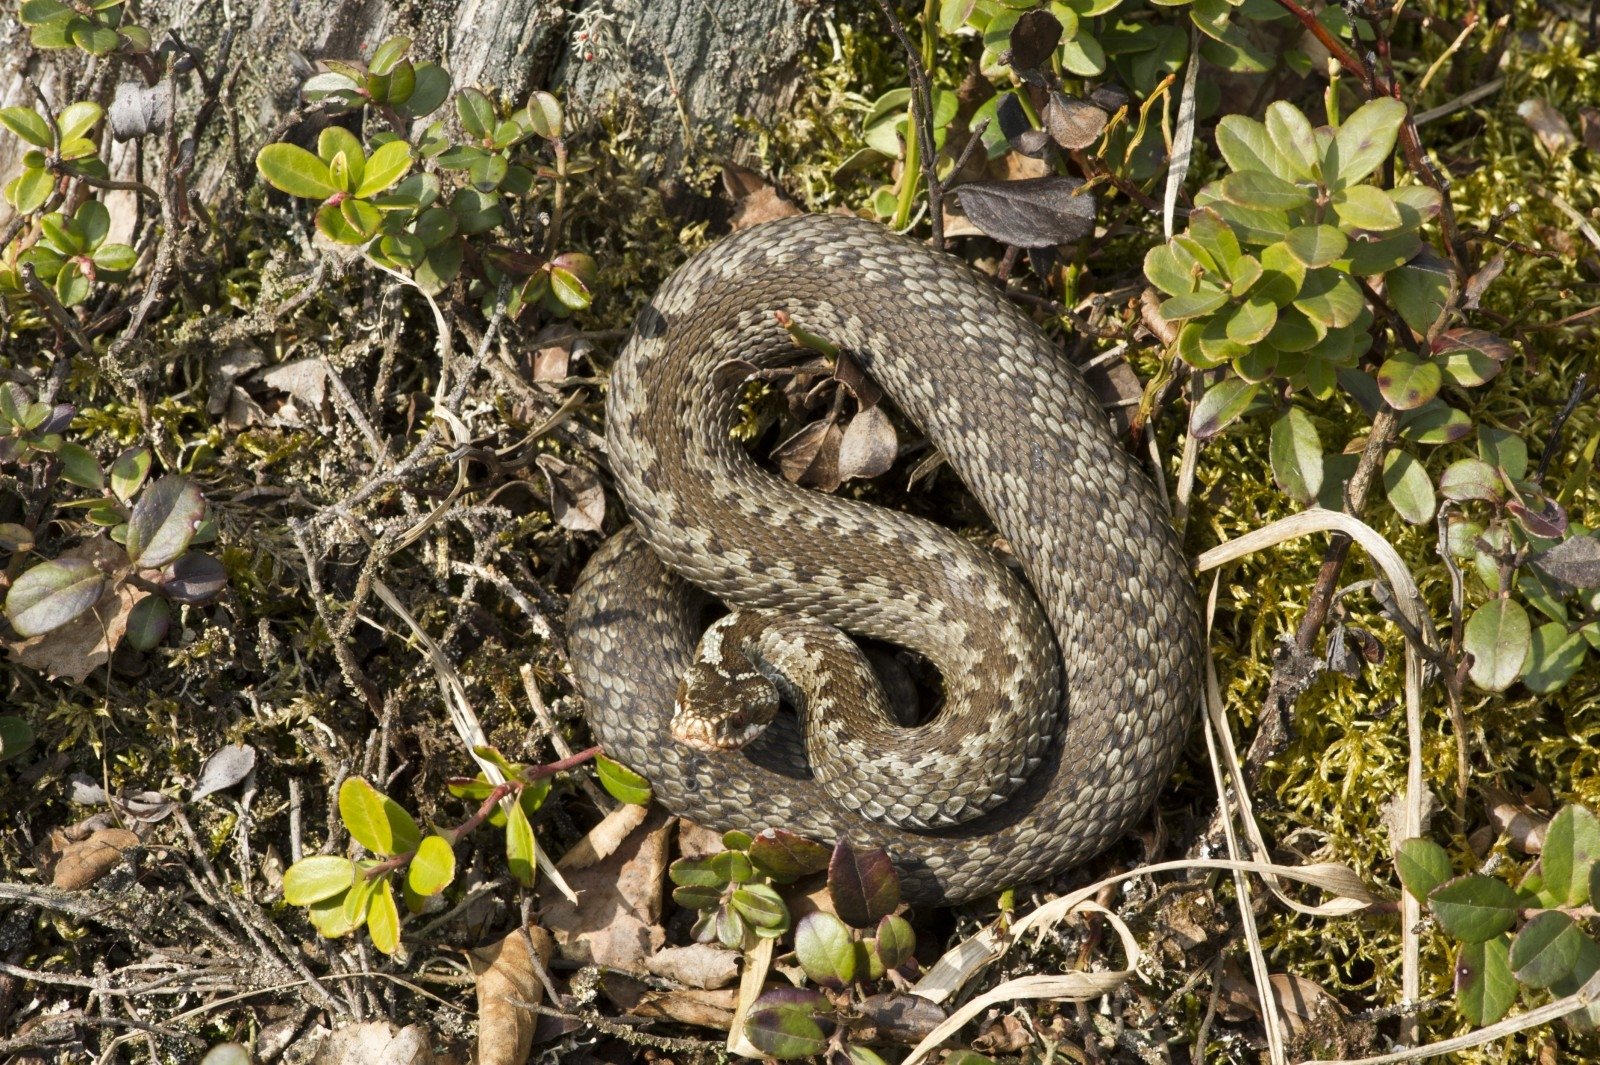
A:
[724,934,775,1058]
[1163,24,1201,239]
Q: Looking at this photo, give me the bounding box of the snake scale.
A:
[566,213,1204,905]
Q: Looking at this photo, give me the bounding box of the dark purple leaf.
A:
[857,992,947,1043]
[829,840,900,929]
[1005,9,1064,73]
[955,177,1096,248]
[41,404,75,435]
[746,988,835,1059]
[748,828,832,883]
[1090,85,1131,112]
[995,92,1032,149]
[164,551,228,604]
[1509,497,1567,539]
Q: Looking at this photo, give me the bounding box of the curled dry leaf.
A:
[191,744,258,801]
[646,942,741,990]
[51,828,140,890]
[309,1021,437,1065]
[1517,98,1577,154]
[540,805,670,972]
[955,176,1096,248]
[838,406,898,483]
[1042,92,1108,150]
[470,925,555,1065]
[724,163,801,231]
[1483,784,1550,854]
[534,454,606,533]
[604,973,739,1030]
[774,418,843,491]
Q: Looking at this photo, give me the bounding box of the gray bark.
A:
[0,0,817,230]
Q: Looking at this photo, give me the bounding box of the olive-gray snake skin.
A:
[566,213,1203,905]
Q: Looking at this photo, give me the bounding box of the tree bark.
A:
[0,0,817,230]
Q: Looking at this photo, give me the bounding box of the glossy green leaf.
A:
[339,777,422,857]
[872,913,916,970]
[6,167,54,213]
[1396,838,1453,902]
[255,143,336,199]
[1524,623,1586,695]
[283,855,356,906]
[57,442,103,490]
[457,87,495,139]
[1347,231,1423,276]
[124,594,169,651]
[1217,169,1311,210]
[0,716,35,763]
[402,63,452,119]
[1224,295,1278,344]
[748,828,832,883]
[1328,96,1406,188]
[0,106,53,148]
[1332,183,1403,231]
[1213,113,1284,174]
[5,558,104,636]
[407,834,457,897]
[731,882,789,935]
[505,799,536,886]
[745,990,833,1059]
[1269,407,1322,504]
[525,90,563,139]
[1510,911,1584,989]
[1190,378,1261,440]
[126,475,203,568]
[1294,268,1364,328]
[55,100,103,142]
[795,911,856,987]
[355,139,412,198]
[1455,936,1515,1025]
[1159,286,1228,321]
[595,754,652,804]
[1428,874,1520,942]
[1143,242,1197,297]
[1388,252,1455,337]
[1541,805,1600,906]
[1264,100,1319,180]
[1463,600,1530,692]
[1381,449,1434,525]
[1376,353,1442,411]
[366,880,401,955]
[1285,225,1349,269]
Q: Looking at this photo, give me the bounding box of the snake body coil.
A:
[567,213,1203,905]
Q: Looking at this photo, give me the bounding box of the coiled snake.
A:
[566,213,1203,905]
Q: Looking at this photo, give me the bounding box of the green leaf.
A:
[1455,936,1515,1026]
[369,34,411,75]
[595,754,652,804]
[1428,874,1520,942]
[109,446,151,503]
[55,100,103,142]
[401,63,452,119]
[795,912,856,987]
[711,849,755,884]
[124,595,169,651]
[1463,600,1531,692]
[1441,330,1510,388]
[525,90,563,139]
[407,834,457,897]
[1549,936,1600,1031]
[366,880,401,955]
[355,139,412,198]
[1213,113,1285,174]
[338,777,422,857]
[504,799,536,886]
[283,855,356,906]
[7,167,54,213]
[1396,838,1453,902]
[1387,252,1455,337]
[1332,183,1403,231]
[90,243,136,273]
[1285,225,1349,269]
[57,442,103,490]
[1438,458,1503,502]
[731,882,790,935]
[1143,242,1196,298]
[1524,623,1585,694]
[1380,449,1435,525]
[55,262,89,306]
[1269,407,1322,504]
[746,991,833,1059]
[457,87,495,139]
[1257,242,1307,306]
[307,887,359,938]
[1294,269,1364,328]
[1510,911,1584,989]
[255,143,336,199]
[748,828,832,883]
[0,716,36,763]
[1190,378,1261,440]
[1347,231,1423,277]
[1264,100,1319,180]
[71,21,120,54]
[1224,295,1278,345]
[1376,353,1441,411]
[871,913,916,970]
[1217,169,1312,210]
[1541,806,1600,906]
[5,558,105,637]
[0,106,53,148]
[1328,97,1406,188]
[1160,286,1228,321]
[126,475,203,568]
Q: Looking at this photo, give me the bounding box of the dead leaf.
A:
[838,407,898,483]
[51,828,140,890]
[109,79,171,140]
[773,419,843,491]
[531,325,576,383]
[192,744,258,801]
[1483,784,1548,854]
[1518,98,1577,155]
[1581,107,1600,153]
[540,806,671,973]
[1042,92,1108,150]
[535,455,606,533]
[1270,972,1343,1036]
[955,177,1097,248]
[646,943,740,990]
[470,924,555,1065]
[972,1014,1033,1055]
[987,151,1052,183]
[259,358,331,426]
[856,993,948,1045]
[604,974,739,1030]
[206,344,266,415]
[677,820,726,861]
[1461,251,1506,310]
[309,1021,436,1065]
[724,164,800,231]
[7,537,144,683]
[559,802,649,870]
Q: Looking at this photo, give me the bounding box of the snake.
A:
[566,212,1203,905]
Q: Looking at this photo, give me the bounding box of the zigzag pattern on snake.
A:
[566,212,1203,905]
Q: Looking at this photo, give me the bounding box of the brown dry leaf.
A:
[1581,107,1600,153]
[724,163,801,231]
[1518,98,1577,154]
[677,820,726,861]
[972,1013,1033,1055]
[838,406,898,483]
[645,943,740,990]
[539,806,671,972]
[259,358,331,426]
[774,419,843,490]
[470,924,555,1065]
[1270,972,1343,1036]
[1042,92,1108,150]
[531,325,576,383]
[604,973,739,1030]
[309,1021,436,1065]
[534,454,606,534]
[1483,784,1549,853]
[987,150,1051,182]
[52,828,140,890]
[559,801,649,870]
[8,537,144,683]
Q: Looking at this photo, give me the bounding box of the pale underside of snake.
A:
[566,212,1204,905]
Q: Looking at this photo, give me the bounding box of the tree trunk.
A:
[0,0,816,230]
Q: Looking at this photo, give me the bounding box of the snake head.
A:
[670,614,780,751]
